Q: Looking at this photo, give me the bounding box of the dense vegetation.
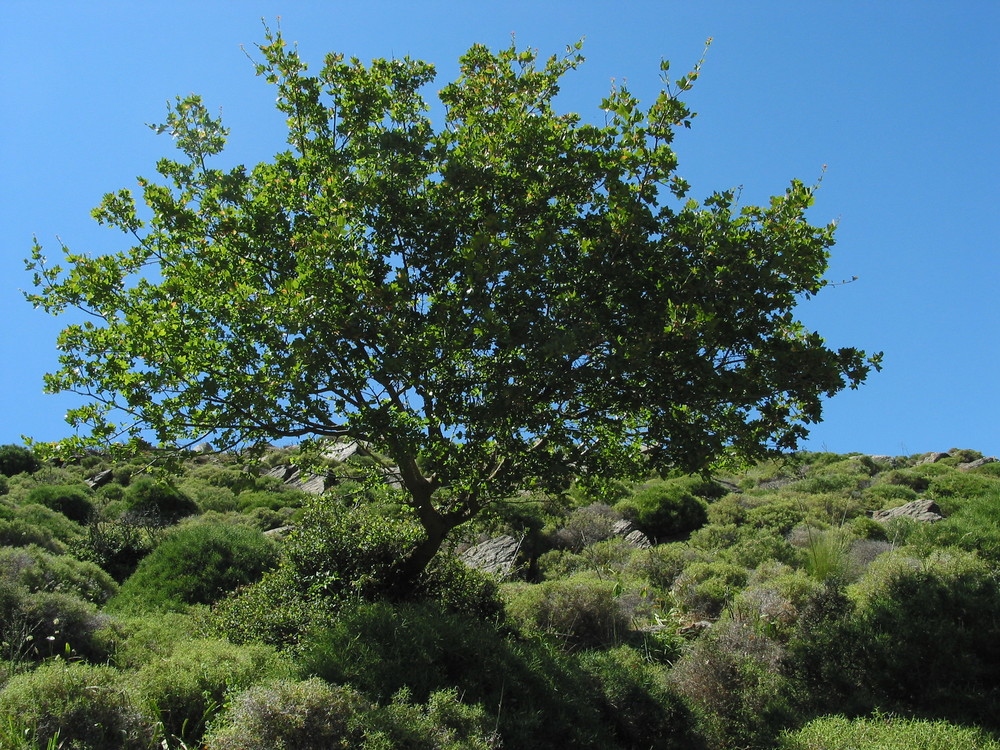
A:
[1,441,997,749]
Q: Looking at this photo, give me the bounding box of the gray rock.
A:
[612,519,652,548]
[85,469,114,489]
[264,465,296,482]
[286,469,328,495]
[460,535,522,577]
[322,440,367,463]
[916,452,950,465]
[958,456,998,472]
[872,499,944,524]
[263,525,294,540]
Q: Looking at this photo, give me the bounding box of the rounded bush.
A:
[0,661,151,750]
[504,573,633,649]
[122,476,199,524]
[669,620,794,750]
[25,484,94,524]
[110,522,279,612]
[0,544,118,604]
[671,560,748,619]
[0,517,62,552]
[136,638,295,745]
[203,677,369,750]
[616,481,708,542]
[0,444,41,477]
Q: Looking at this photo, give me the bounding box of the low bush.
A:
[205,678,369,750]
[0,444,40,477]
[300,600,510,704]
[615,479,708,542]
[299,599,615,747]
[109,522,279,612]
[0,517,63,552]
[0,544,118,604]
[14,502,86,545]
[122,476,199,524]
[669,620,795,750]
[73,518,159,582]
[365,688,496,750]
[671,560,748,619]
[25,484,94,523]
[504,573,635,649]
[551,503,622,550]
[578,646,697,749]
[778,713,1000,750]
[0,661,152,750]
[135,638,295,745]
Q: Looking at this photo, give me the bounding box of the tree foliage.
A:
[26,28,879,579]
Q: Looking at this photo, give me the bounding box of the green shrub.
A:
[109,522,279,612]
[300,600,511,703]
[615,480,708,541]
[0,517,63,553]
[863,482,918,506]
[122,476,199,524]
[671,561,748,619]
[720,530,802,569]
[283,501,424,601]
[730,567,821,639]
[850,515,889,541]
[790,550,1000,728]
[880,468,931,492]
[0,544,118,604]
[669,620,795,750]
[14,503,86,545]
[778,713,1000,750]
[0,661,152,750]
[209,567,335,649]
[799,527,853,582]
[0,445,40,477]
[25,484,94,524]
[551,503,622,550]
[298,599,614,748]
[578,646,697,749]
[911,489,1000,561]
[72,518,159,582]
[135,638,295,745]
[785,582,871,716]
[504,574,635,649]
[181,481,240,512]
[203,677,370,749]
[365,688,496,749]
[622,542,711,593]
[238,488,309,511]
[743,497,804,534]
[850,549,1000,726]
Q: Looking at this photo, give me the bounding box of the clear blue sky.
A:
[2,1,997,458]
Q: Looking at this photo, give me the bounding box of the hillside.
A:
[1,443,998,749]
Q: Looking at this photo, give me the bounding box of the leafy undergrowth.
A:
[0,444,998,749]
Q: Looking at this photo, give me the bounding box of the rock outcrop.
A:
[872,499,944,524]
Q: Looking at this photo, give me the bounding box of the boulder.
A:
[85,469,114,489]
[872,499,944,524]
[958,456,998,472]
[286,469,328,496]
[612,519,652,548]
[916,452,950,465]
[460,535,522,577]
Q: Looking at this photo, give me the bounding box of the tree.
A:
[26,29,879,582]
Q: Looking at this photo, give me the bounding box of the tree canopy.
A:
[26,29,879,574]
